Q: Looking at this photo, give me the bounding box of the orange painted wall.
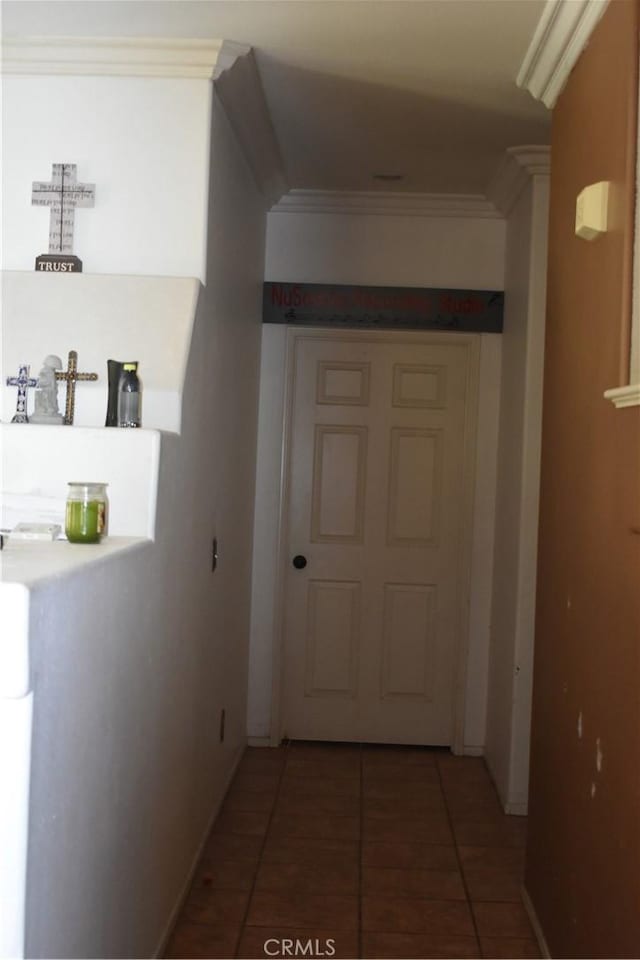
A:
[525,1,640,956]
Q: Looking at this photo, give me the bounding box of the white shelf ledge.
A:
[603,383,640,408]
[1,536,151,589]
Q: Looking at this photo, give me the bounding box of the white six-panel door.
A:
[281,331,477,745]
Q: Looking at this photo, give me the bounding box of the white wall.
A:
[1,75,211,280]
[485,175,549,812]
[248,209,505,749]
[1,273,200,431]
[266,210,506,288]
[1,423,161,538]
[11,87,267,960]
[247,322,288,741]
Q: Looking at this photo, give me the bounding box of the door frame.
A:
[268,326,481,754]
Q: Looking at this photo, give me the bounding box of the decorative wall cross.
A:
[6,364,38,423]
[55,351,98,425]
[32,164,95,254]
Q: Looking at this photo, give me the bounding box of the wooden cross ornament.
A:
[56,351,98,425]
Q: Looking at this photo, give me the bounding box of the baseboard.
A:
[247,736,272,747]
[152,745,245,958]
[483,751,530,815]
[462,745,484,757]
[522,885,552,958]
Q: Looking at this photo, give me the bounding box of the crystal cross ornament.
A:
[6,364,38,423]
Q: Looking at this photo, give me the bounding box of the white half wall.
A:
[248,208,505,748]
[485,174,550,813]
[4,80,267,960]
[1,75,211,279]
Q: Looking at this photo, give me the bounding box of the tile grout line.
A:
[436,755,484,959]
[234,740,291,959]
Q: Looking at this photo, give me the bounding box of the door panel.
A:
[392,363,447,409]
[304,580,360,698]
[311,426,368,543]
[387,427,442,546]
[317,361,371,406]
[381,583,437,701]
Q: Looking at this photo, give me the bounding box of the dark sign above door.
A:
[263,282,504,333]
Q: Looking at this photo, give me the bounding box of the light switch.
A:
[575,181,610,240]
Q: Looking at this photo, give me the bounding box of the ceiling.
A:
[2,0,551,195]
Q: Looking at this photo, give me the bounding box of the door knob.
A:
[292,554,307,569]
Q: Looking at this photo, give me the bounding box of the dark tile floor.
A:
[165,742,540,959]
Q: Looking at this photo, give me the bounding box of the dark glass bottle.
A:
[105,359,123,426]
[117,362,141,428]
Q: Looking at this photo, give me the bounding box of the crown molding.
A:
[517,0,609,108]
[486,146,551,216]
[1,36,224,78]
[213,40,251,79]
[271,190,502,219]
[214,46,288,207]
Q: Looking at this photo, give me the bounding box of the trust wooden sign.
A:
[32,163,95,273]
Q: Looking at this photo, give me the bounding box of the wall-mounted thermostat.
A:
[575,181,610,240]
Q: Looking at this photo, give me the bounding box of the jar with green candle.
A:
[65,483,109,543]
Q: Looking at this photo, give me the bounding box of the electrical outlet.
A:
[219,708,226,743]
